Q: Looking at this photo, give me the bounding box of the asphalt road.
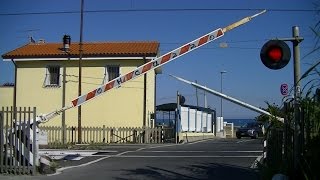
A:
[1,138,264,180]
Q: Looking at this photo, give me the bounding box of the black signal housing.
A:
[260,40,291,70]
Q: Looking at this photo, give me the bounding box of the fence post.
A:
[71,126,75,144]
[0,110,4,173]
[231,123,234,138]
[32,107,38,173]
[102,125,106,143]
[263,137,267,163]
[63,122,66,145]
[110,129,114,143]
[161,126,164,143]
[133,129,137,143]
[144,127,148,143]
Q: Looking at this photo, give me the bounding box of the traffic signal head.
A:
[260,40,291,70]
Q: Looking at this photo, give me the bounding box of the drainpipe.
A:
[143,57,147,127]
[11,59,17,116]
[154,71,157,128]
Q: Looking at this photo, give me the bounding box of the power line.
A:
[159,46,315,52]
[0,8,316,16]
[161,35,315,45]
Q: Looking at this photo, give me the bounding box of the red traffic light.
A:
[260,40,291,70]
[268,46,282,62]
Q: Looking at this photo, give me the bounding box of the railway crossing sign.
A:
[280,83,289,96]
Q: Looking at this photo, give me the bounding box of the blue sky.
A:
[0,0,318,119]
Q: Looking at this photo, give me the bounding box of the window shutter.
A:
[59,67,63,87]
[44,67,50,87]
[102,66,109,84]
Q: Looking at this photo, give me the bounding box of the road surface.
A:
[1,138,263,180]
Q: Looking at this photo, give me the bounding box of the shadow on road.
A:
[114,162,260,180]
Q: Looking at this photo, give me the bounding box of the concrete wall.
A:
[179,132,215,143]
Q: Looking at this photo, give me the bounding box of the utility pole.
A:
[292,26,303,174]
[78,0,84,144]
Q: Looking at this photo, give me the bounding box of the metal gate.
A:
[0,107,37,175]
[160,126,175,143]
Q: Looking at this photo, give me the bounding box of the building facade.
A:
[1,41,159,128]
[0,83,14,109]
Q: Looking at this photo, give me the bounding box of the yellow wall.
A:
[0,86,14,108]
[15,58,155,128]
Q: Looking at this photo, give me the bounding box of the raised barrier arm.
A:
[36,10,266,124]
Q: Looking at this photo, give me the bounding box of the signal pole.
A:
[292,26,303,174]
[276,26,304,174]
[260,26,303,175]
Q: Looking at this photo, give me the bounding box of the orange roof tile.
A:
[2,41,159,59]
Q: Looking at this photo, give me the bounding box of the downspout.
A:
[154,70,157,128]
[11,59,17,115]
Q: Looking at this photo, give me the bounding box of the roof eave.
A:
[3,56,157,62]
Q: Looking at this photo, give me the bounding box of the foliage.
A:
[255,101,284,127]
[298,3,320,178]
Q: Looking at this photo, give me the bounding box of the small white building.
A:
[156,103,218,142]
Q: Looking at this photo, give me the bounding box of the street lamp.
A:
[220,70,227,119]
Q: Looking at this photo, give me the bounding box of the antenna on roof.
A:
[29,36,36,43]
[17,28,40,44]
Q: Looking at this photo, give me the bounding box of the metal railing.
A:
[0,107,37,175]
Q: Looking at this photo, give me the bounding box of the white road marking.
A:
[40,149,118,153]
[147,143,181,149]
[187,139,211,145]
[142,150,263,153]
[48,151,131,176]
[47,139,261,176]
[116,155,259,158]
[114,151,132,156]
[251,154,263,168]
[48,156,112,176]
[236,139,255,143]
[136,147,146,151]
[136,144,180,151]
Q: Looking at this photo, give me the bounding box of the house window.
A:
[45,66,61,87]
[103,65,120,84]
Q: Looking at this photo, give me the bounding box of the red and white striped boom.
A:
[37,10,266,124]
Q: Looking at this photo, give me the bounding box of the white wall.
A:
[196,111,202,132]
[207,114,212,132]
[216,117,224,132]
[189,109,196,132]
[202,112,207,132]
[179,106,214,133]
[180,106,189,132]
